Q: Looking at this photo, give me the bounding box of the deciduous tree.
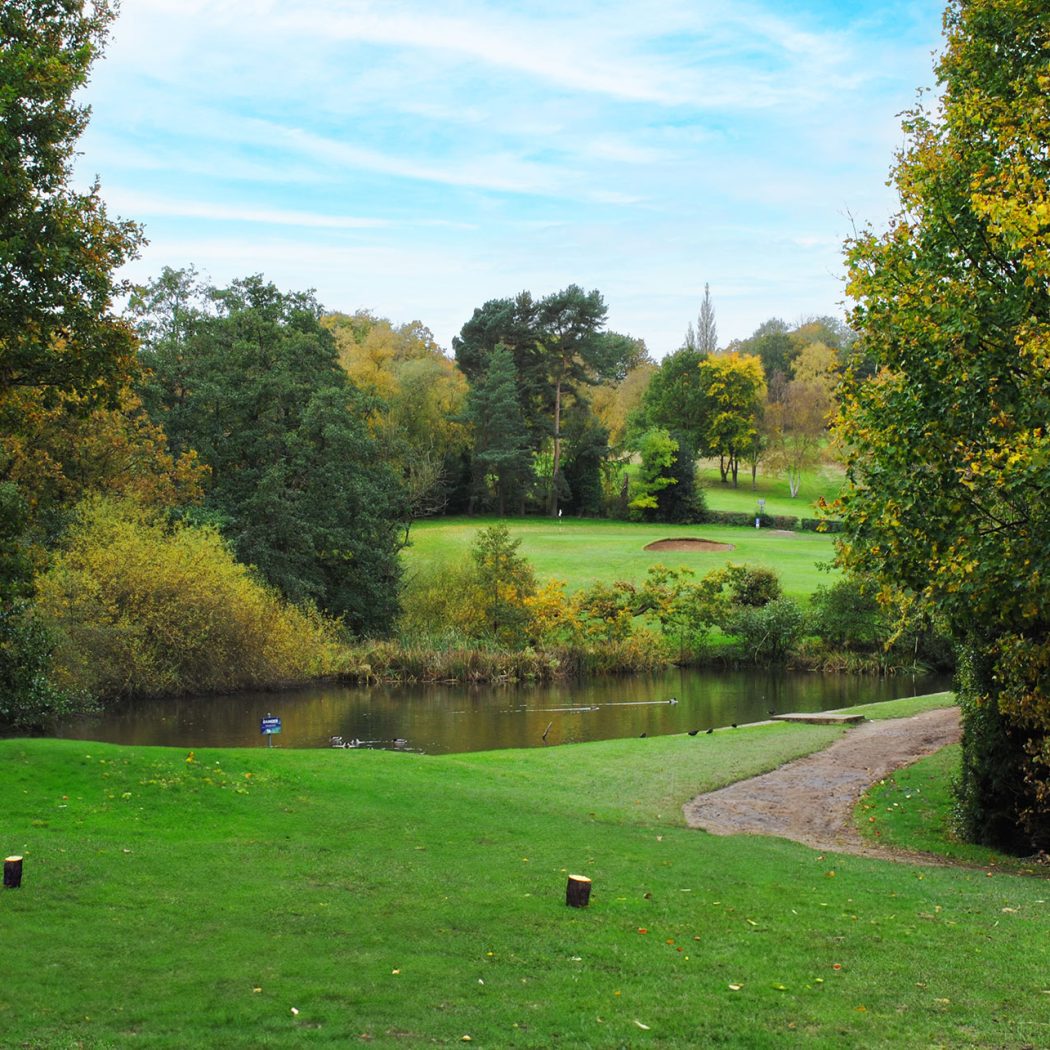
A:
[836,0,1050,851]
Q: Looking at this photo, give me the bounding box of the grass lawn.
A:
[696,461,845,520]
[3,695,1048,1048]
[405,517,837,600]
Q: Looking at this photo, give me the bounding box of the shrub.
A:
[809,577,884,650]
[37,497,342,700]
[724,596,805,663]
[397,560,487,642]
[719,563,782,607]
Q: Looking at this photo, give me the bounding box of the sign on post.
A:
[261,715,281,746]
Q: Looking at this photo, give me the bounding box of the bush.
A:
[37,498,342,700]
[719,563,782,607]
[809,577,884,650]
[397,560,487,642]
[724,596,805,663]
[0,601,90,729]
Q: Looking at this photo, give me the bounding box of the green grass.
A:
[3,697,1048,1048]
[696,460,845,520]
[857,742,1049,877]
[406,517,837,600]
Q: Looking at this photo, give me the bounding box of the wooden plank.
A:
[772,712,866,725]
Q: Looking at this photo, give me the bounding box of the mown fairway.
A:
[405,517,836,600]
[3,694,1048,1048]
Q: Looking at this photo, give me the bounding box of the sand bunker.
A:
[644,538,735,553]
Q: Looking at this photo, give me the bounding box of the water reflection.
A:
[56,668,951,754]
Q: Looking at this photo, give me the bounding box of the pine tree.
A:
[465,348,533,516]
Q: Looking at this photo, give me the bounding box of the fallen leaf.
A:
[729,984,743,991]
[634,1020,650,1030]
[290,1007,299,1016]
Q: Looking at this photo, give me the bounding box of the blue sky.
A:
[76,0,946,356]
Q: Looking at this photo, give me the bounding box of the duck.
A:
[330,736,344,748]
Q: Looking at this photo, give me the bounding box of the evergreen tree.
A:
[464,347,533,516]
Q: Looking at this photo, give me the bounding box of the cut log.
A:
[4,856,23,889]
[566,873,591,908]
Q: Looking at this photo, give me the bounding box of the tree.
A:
[463,347,533,515]
[137,273,406,635]
[835,0,1050,852]
[684,283,718,353]
[628,428,679,518]
[698,354,766,487]
[729,319,794,388]
[639,347,709,452]
[0,0,141,726]
[764,376,829,497]
[0,0,141,406]
[453,286,634,516]
[470,524,536,643]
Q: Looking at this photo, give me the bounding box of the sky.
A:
[75,0,947,357]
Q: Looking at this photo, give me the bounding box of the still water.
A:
[57,668,951,754]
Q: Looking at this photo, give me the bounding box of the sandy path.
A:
[683,707,962,861]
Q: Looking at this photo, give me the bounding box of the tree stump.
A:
[565,874,591,908]
[4,856,23,889]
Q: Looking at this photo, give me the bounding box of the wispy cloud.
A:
[80,0,946,353]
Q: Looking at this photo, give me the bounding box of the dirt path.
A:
[683,707,962,862]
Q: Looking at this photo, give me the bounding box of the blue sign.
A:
[260,716,282,735]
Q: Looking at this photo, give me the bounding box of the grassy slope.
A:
[4,696,1048,1049]
[406,517,836,600]
[694,461,845,520]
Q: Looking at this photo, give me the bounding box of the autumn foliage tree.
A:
[836,0,1050,851]
[0,1,142,725]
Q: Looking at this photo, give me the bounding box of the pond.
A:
[56,668,951,754]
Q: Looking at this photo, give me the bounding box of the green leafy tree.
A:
[137,272,405,635]
[560,407,610,517]
[628,428,679,518]
[0,0,140,405]
[470,524,536,643]
[0,1,139,725]
[640,347,709,452]
[835,0,1050,851]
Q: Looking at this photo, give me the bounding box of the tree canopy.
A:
[836,0,1050,851]
[136,271,406,635]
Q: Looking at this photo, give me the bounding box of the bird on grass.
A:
[639,732,647,738]
[687,729,700,737]
[730,723,738,729]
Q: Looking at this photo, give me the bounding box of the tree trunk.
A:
[565,874,591,907]
[4,856,23,889]
[550,377,563,516]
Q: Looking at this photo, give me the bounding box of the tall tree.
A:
[639,347,709,452]
[683,283,718,353]
[463,347,533,516]
[836,0,1050,851]
[0,0,140,405]
[454,286,633,516]
[137,273,405,635]
[0,0,140,726]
